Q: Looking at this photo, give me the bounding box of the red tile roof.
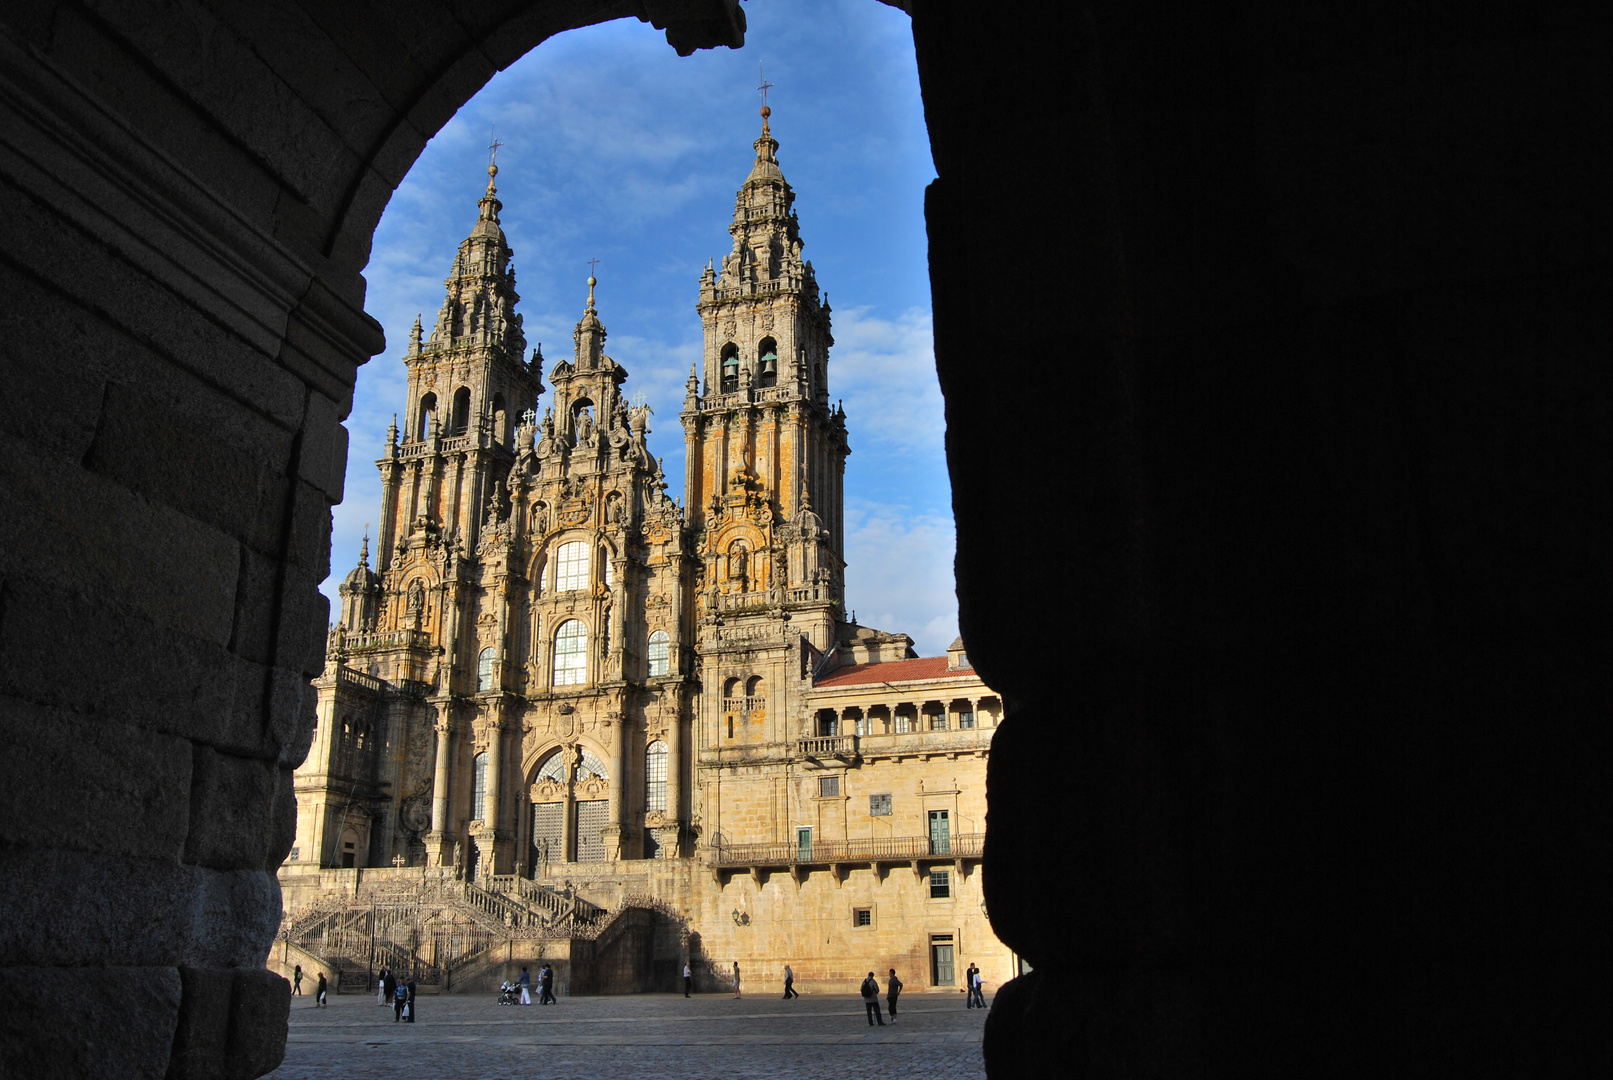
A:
[813,656,975,688]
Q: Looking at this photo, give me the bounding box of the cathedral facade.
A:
[282,110,1010,993]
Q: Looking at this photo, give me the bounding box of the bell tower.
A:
[682,103,849,768]
[683,103,847,633]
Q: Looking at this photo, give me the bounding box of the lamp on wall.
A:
[731,908,750,926]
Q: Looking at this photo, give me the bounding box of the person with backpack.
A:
[886,968,903,1022]
[859,971,885,1026]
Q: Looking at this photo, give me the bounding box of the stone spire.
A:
[573,273,606,369]
[718,104,813,297]
[427,159,525,359]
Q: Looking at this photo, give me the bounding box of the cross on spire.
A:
[587,257,600,277]
[757,63,774,110]
[488,127,503,167]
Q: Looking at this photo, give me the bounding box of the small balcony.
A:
[796,734,858,762]
[711,832,984,869]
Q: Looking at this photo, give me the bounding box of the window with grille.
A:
[895,712,911,734]
[854,907,872,927]
[575,800,608,862]
[959,708,975,729]
[930,868,951,899]
[819,775,840,798]
[869,793,892,816]
[555,541,589,592]
[554,620,586,685]
[930,710,949,731]
[471,752,488,823]
[648,630,670,677]
[646,740,668,812]
[477,647,495,691]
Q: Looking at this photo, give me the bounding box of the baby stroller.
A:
[497,981,521,1005]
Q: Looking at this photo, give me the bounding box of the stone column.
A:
[428,710,453,865]
[603,714,627,860]
[662,703,685,858]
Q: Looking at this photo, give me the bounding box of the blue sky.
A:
[328,0,958,655]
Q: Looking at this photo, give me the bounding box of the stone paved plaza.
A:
[268,990,990,1079]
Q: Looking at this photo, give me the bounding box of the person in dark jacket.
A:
[859,972,885,1026]
[382,969,397,1010]
[886,969,903,1022]
[405,980,417,1023]
[315,972,327,1007]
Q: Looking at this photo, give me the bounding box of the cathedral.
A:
[280,106,1010,995]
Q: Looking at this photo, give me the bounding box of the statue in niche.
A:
[727,540,750,590]
[612,397,629,430]
[574,406,594,445]
[407,579,426,618]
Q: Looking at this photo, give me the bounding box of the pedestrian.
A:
[539,963,556,1005]
[405,980,417,1023]
[886,968,903,1022]
[315,972,327,1008]
[377,966,389,1005]
[683,961,693,998]
[393,979,407,1022]
[782,963,798,999]
[732,961,741,999]
[292,964,303,996]
[969,965,987,1009]
[859,971,885,1026]
[382,968,396,1010]
[965,963,978,1008]
[519,966,532,1006]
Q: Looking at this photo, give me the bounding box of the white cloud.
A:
[843,497,958,658]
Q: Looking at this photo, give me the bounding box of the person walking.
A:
[314,972,327,1008]
[969,965,987,1009]
[377,966,389,1005]
[886,969,903,1022]
[405,980,417,1023]
[683,961,693,998]
[782,963,798,999]
[539,964,556,1005]
[292,965,303,996]
[393,979,407,1022]
[860,972,885,1026]
[732,961,741,999]
[965,963,978,1008]
[519,966,532,1006]
[382,968,396,1010]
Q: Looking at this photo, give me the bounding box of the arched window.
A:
[578,750,609,780]
[757,337,778,388]
[555,541,589,592]
[723,677,741,699]
[491,392,507,444]
[477,647,496,692]
[647,630,670,677]
[471,752,488,822]
[600,545,613,587]
[554,620,587,686]
[646,740,668,812]
[745,675,764,699]
[721,344,739,393]
[417,392,437,440]
[536,752,566,783]
[450,386,471,435]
